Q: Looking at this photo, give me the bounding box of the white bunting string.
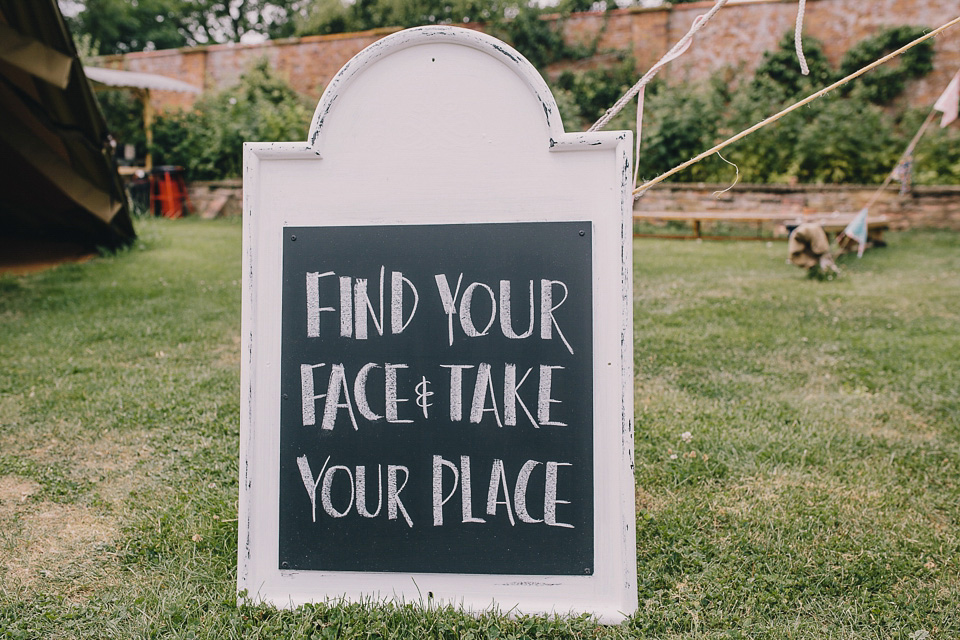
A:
[795,0,810,76]
[712,152,740,197]
[629,15,708,188]
[588,0,730,133]
[632,14,960,198]
[632,86,645,189]
[593,0,815,189]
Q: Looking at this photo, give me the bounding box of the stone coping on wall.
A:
[641,183,960,196]
[96,27,406,63]
[190,179,242,189]
[668,0,813,11]
[184,180,959,230]
[635,183,960,230]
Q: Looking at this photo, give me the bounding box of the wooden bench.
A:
[633,210,890,245]
[804,212,891,248]
[633,210,801,240]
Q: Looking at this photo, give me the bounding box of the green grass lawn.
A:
[0,218,957,639]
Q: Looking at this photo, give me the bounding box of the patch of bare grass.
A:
[0,394,23,427]
[212,334,242,369]
[0,426,163,601]
[0,499,120,600]
[0,475,38,505]
[718,469,886,519]
[635,485,669,514]
[0,472,121,601]
[0,424,152,476]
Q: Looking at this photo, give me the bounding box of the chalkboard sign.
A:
[240,26,636,623]
[279,222,593,574]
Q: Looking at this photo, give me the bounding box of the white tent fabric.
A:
[84,66,201,93]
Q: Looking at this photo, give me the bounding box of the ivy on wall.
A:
[612,27,951,185]
[840,25,935,105]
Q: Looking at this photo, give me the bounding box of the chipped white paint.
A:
[239,25,636,623]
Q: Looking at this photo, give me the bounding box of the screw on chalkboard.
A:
[283,393,289,400]
[584,567,592,575]
[281,561,289,569]
[579,229,585,236]
[290,234,297,241]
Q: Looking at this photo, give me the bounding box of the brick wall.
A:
[98,27,404,109]
[191,179,960,230]
[96,0,960,113]
[636,183,960,230]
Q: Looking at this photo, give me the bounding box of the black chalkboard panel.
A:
[278,222,593,575]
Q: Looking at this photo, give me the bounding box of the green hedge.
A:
[554,27,959,186]
[149,60,314,180]
[97,25,959,185]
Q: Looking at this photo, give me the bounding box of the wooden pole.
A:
[141,88,154,171]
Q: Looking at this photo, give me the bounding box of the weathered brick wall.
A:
[664,0,960,107]
[556,8,670,75]
[95,0,960,113]
[190,179,960,230]
[636,183,960,230]
[98,27,404,109]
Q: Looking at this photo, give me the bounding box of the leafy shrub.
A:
[618,28,942,185]
[790,95,899,183]
[487,4,597,72]
[720,94,806,184]
[634,82,726,183]
[839,25,935,105]
[553,55,638,127]
[150,60,314,180]
[751,33,836,103]
[98,89,148,159]
[912,116,960,185]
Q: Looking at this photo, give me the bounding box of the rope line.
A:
[588,0,731,132]
[795,0,810,76]
[712,152,740,197]
[633,14,960,198]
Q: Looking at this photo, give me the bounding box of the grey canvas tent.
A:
[0,0,135,254]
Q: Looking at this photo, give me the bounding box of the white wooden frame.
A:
[239,25,636,624]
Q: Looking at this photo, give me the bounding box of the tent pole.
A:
[142,88,154,171]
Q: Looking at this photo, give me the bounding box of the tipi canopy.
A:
[0,0,135,254]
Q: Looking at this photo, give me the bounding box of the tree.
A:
[295,0,591,73]
[63,0,309,53]
[181,0,311,44]
[66,0,190,54]
[295,0,503,35]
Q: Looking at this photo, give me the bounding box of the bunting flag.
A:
[891,153,913,195]
[933,69,960,128]
[843,207,869,258]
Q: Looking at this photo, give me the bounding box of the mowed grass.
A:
[0,218,957,638]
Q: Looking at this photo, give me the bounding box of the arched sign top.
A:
[306,26,601,158]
